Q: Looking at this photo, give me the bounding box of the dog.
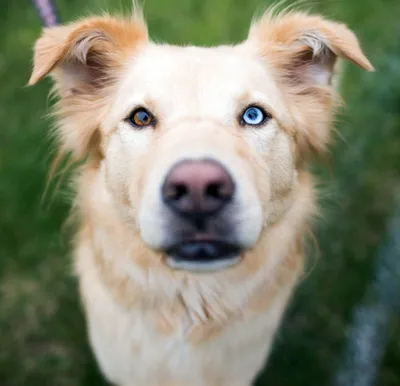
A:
[29,4,373,385]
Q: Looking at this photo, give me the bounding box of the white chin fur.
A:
[166,256,241,272]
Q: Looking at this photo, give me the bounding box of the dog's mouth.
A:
[165,240,242,272]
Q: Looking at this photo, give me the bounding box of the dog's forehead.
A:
[132,44,260,76]
[114,43,285,120]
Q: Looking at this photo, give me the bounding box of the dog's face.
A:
[30,10,373,273]
[105,44,297,271]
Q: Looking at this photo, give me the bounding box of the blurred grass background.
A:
[1,0,400,385]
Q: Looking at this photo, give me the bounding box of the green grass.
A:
[1,0,400,385]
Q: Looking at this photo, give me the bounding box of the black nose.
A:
[162,159,235,221]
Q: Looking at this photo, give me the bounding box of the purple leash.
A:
[32,0,59,27]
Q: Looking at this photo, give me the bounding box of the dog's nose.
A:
[162,160,234,219]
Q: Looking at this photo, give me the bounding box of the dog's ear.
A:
[29,15,148,93]
[248,12,374,156]
[29,15,148,160]
[248,12,373,86]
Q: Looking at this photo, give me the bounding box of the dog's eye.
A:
[127,108,154,128]
[241,106,269,126]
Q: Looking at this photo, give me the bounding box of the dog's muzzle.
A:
[160,159,242,271]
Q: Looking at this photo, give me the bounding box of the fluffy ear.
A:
[248,11,374,156]
[29,14,148,160]
[29,15,148,92]
[249,11,374,86]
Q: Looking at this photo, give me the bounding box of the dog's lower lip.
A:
[165,240,241,264]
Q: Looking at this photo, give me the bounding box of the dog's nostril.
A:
[206,183,221,199]
[166,184,188,201]
[175,184,188,200]
[206,182,228,200]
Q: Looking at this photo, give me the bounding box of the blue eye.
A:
[241,106,268,126]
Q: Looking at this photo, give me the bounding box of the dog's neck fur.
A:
[75,162,314,342]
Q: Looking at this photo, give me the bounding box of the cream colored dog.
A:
[30,5,373,386]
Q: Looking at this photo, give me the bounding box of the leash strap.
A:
[32,0,59,27]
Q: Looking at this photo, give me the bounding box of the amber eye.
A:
[127,108,154,128]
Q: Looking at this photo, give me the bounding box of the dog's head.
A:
[30,9,373,273]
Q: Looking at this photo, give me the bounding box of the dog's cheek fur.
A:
[102,125,155,221]
[276,78,338,159]
[266,130,298,224]
[242,122,298,227]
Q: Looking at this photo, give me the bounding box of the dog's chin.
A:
[164,240,243,273]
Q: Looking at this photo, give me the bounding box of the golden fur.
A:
[30,5,373,386]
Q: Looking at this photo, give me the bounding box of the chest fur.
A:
[75,236,301,385]
[78,254,296,386]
